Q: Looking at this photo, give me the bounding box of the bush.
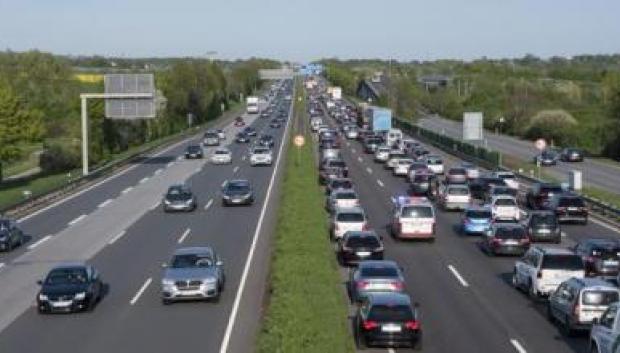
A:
[39,142,80,174]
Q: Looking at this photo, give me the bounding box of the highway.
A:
[418,116,620,195]
[0,87,294,353]
[320,104,620,353]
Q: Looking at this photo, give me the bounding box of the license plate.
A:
[604,260,619,266]
[539,229,551,233]
[356,251,371,257]
[51,300,72,307]
[568,207,578,211]
[381,324,402,333]
[232,199,241,203]
[504,240,519,245]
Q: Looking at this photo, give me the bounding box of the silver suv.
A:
[161,247,225,304]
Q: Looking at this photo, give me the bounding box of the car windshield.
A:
[558,197,585,207]
[447,187,469,195]
[360,266,398,278]
[401,206,433,218]
[495,227,526,239]
[426,157,442,165]
[531,214,557,225]
[227,183,250,192]
[337,212,365,222]
[205,133,218,138]
[336,192,357,200]
[171,254,213,268]
[582,291,619,306]
[331,180,353,189]
[368,304,414,321]
[328,161,346,168]
[253,149,269,154]
[45,268,88,285]
[466,210,491,219]
[346,236,380,248]
[167,188,191,200]
[494,198,516,206]
[215,150,229,155]
[541,255,583,270]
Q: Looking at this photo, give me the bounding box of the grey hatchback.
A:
[349,260,406,302]
[161,247,225,304]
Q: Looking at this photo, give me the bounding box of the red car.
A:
[234,117,245,127]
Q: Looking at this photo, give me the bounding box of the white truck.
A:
[590,302,620,353]
[246,96,259,114]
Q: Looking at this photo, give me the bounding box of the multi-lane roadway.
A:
[0,84,294,353]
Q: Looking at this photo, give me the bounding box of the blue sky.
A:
[0,0,619,61]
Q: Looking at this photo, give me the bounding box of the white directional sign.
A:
[535,138,547,151]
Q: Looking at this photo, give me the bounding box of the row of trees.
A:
[0,50,278,179]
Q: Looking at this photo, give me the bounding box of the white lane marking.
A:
[108,230,126,245]
[121,186,133,194]
[590,217,620,234]
[150,201,160,210]
[242,155,246,161]
[167,161,174,168]
[219,87,293,353]
[233,166,239,174]
[388,349,396,353]
[351,148,356,153]
[377,179,384,187]
[130,278,152,305]
[204,199,214,210]
[139,177,149,184]
[195,166,202,173]
[27,235,52,250]
[221,180,227,187]
[448,265,469,287]
[68,214,86,226]
[98,199,113,208]
[346,142,350,147]
[510,339,527,353]
[177,156,183,161]
[357,156,363,163]
[0,263,4,271]
[154,168,163,175]
[177,228,191,244]
[366,167,373,174]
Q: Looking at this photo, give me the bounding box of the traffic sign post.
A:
[535,138,546,180]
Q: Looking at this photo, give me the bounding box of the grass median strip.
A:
[257,87,353,353]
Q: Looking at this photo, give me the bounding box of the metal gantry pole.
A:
[81,96,89,176]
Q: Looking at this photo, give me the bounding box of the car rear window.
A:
[360,267,398,278]
[448,187,469,195]
[531,214,557,225]
[368,305,414,321]
[215,150,229,155]
[558,197,585,207]
[494,198,516,206]
[401,206,433,218]
[332,180,353,189]
[426,158,442,165]
[582,291,619,306]
[449,168,466,175]
[540,185,563,194]
[337,212,365,222]
[541,255,583,270]
[346,236,380,248]
[466,210,492,219]
[205,133,218,138]
[495,227,526,239]
[413,175,431,183]
[328,160,346,168]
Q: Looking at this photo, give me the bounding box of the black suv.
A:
[0,219,25,252]
[184,145,203,159]
[560,148,584,162]
[522,210,561,243]
[526,182,563,210]
[37,263,104,313]
[544,192,588,224]
[355,292,422,349]
[337,231,384,266]
[469,176,506,201]
[573,239,620,277]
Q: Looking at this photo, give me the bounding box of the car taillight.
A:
[391,281,404,291]
[405,320,420,330]
[363,320,379,330]
[362,223,369,231]
[520,237,530,245]
[357,281,369,289]
[491,238,502,246]
[556,207,566,213]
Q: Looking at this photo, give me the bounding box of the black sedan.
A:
[221,179,254,206]
[37,263,104,313]
[337,231,384,266]
[184,145,204,159]
[0,218,25,252]
[235,132,251,143]
[258,135,275,148]
[482,223,530,256]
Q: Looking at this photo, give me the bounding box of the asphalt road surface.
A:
[0,91,294,353]
[418,116,620,195]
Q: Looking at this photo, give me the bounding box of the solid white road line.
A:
[150,201,160,210]
[510,339,527,353]
[167,161,174,168]
[177,228,191,244]
[388,349,396,353]
[204,199,214,210]
[108,230,126,245]
[358,156,363,162]
[98,199,113,208]
[221,181,227,187]
[130,278,152,305]
[448,265,469,287]
[154,168,163,175]
[68,214,86,226]
[121,186,133,194]
[177,156,183,161]
[591,217,620,234]
[139,177,149,184]
[219,88,293,353]
[27,235,52,250]
[242,156,246,161]
[366,167,373,174]
[377,179,384,187]
[233,166,239,174]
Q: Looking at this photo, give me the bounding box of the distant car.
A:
[522,211,561,243]
[249,146,273,166]
[482,223,530,256]
[354,292,422,350]
[406,162,431,183]
[543,192,588,225]
[234,116,245,127]
[184,145,203,159]
[408,171,439,198]
[330,206,368,241]
[345,127,359,139]
[486,185,518,202]
[437,184,471,211]
[385,151,407,170]
[534,150,558,166]
[493,171,519,190]
[363,136,383,153]
[374,146,391,163]
[163,184,197,212]
[37,263,104,313]
[460,162,480,180]
[221,179,254,206]
[215,129,226,140]
[573,238,620,278]
[512,246,585,298]
[210,147,232,165]
[469,176,506,201]
[349,260,406,302]
[269,119,281,128]
[547,278,619,336]
[326,189,360,212]
[559,147,584,162]
[423,155,444,175]
[319,159,348,184]
[258,134,275,148]
[235,132,250,143]
[161,247,225,304]
[526,182,564,210]
[260,111,270,119]
[325,178,354,196]
[203,131,220,146]
[243,126,257,136]
[489,195,521,220]
[337,231,384,266]
[445,167,468,184]
[461,206,492,235]
[393,159,415,177]
[0,218,25,252]
[390,196,436,241]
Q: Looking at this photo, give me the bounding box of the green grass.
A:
[257,81,354,353]
[2,143,43,177]
[0,169,80,210]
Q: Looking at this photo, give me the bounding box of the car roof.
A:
[367,292,412,306]
[333,188,356,196]
[50,261,89,270]
[173,247,214,256]
[228,179,250,185]
[491,194,516,201]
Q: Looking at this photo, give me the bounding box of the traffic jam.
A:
[306,78,620,351]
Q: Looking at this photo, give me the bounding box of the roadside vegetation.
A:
[257,81,354,353]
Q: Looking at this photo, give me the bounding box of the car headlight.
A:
[185,199,193,205]
[243,193,252,199]
[38,294,48,301]
[74,292,86,300]
[164,199,171,205]
[223,194,231,199]
[203,277,217,284]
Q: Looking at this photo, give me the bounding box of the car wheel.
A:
[546,303,555,322]
[162,298,172,305]
[412,330,423,351]
[355,329,366,350]
[563,315,575,337]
